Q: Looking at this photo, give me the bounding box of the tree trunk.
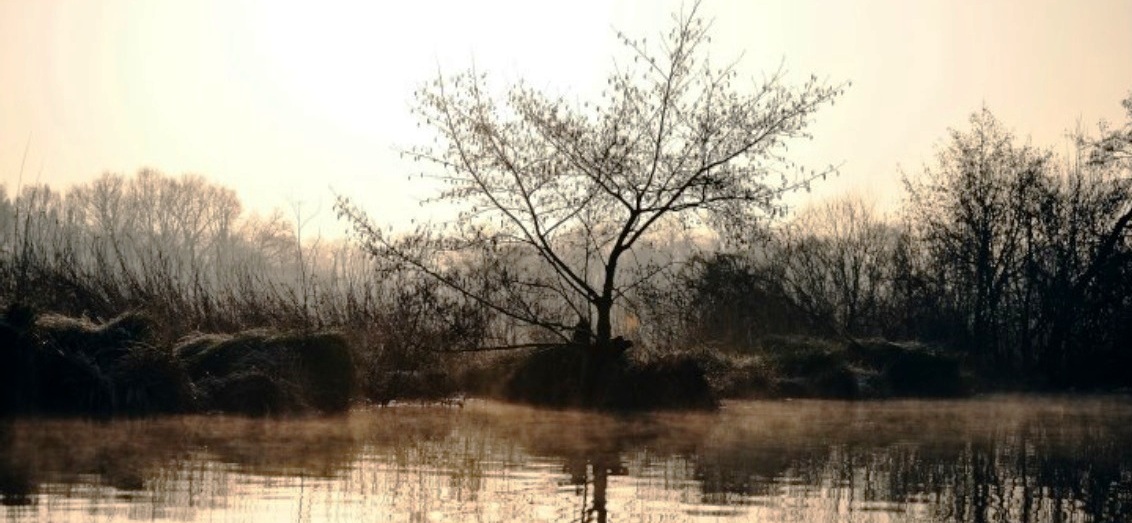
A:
[594,299,613,351]
[581,298,618,408]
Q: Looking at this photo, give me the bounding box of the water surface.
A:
[2,396,1130,522]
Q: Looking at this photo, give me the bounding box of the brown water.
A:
[1,396,1130,522]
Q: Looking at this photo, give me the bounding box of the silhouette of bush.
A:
[501,346,589,408]
[0,305,38,416]
[614,354,718,410]
[195,370,287,416]
[501,346,717,411]
[35,312,156,368]
[110,344,194,415]
[34,346,114,415]
[690,350,777,398]
[883,348,964,397]
[2,306,355,417]
[446,352,522,398]
[176,329,355,415]
[10,310,192,416]
[693,336,969,399]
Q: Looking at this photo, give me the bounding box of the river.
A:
[1,395,1129,522]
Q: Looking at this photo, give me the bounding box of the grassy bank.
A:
[0,304,988,419]
[416,334,971,409]
[1,305,356,417]
[496,346,718,411]
[694,335,971,399]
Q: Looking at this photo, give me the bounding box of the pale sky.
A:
[2,0,1130,234]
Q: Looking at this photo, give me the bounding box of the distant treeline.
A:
[0,169,476,400]
[640,103,1132,390]
[2,98,1130,395]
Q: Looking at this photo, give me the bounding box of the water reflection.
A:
[0,396,1130,522]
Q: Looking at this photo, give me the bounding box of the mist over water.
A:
[1,396,1129,522]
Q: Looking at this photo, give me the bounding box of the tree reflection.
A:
[0,424,33,507]
[0,399,1130,522]
[689,423,1132,522]
[563,452,627,523]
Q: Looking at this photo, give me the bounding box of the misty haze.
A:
[2,1,1131,522]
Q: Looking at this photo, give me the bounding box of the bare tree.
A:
[338,3,845,354]
[777,196,901,337]
[904,108,1051,362]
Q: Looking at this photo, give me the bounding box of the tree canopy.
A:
[338,3,845,351]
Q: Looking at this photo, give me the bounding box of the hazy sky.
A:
[2,0,1130,234]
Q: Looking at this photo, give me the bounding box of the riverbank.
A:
[1,305,1109,419]
[694,335,971,399]
[0,306,354,417]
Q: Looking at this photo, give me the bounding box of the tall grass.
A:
[0,171,480,409]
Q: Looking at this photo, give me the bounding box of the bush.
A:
[35,312,157,369]
[883,348,964,397]
[501,346,718,411]
[175,329,356,415]
[0,305,37,416]
[195,370,287,416]
[364,370,457,405]
[4,307,354,417]
[501,346,589,408]
[110,344,194,414]
[692,350,777,398]
[694,336,970,400]
[7,310,192,416]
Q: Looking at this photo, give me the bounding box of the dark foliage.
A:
[0,308,193,416]
[176,330,355,415]
[686,336,969,400]
[0,305,36,416]
[501,345,717,411]
[848,340,966,397]
[195,371,286,416]
[31,312,193,416]
[365,370,456,405]
[1,306,356,417]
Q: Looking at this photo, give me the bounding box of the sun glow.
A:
[232,3,411,139]
[2,0,1130,234]
[219,1,616,145]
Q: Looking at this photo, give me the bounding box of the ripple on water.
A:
[0,396,1130,522]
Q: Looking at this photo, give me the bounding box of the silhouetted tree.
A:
[776,196,902,338]
[338,3,845,355]
[1036,93,1132,385]
[903,108,1051,365]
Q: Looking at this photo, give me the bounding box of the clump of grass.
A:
[849,339,966,397]
[684,349,776,398]
[8,310,192,416]
[4,305,355,417]
[175,329,356,415]
[500,346,718,411]
[694,335,970,399]
[110,343,195,415]
[194,370,288,416]
[1,304,38,416]
[364,369,456,405]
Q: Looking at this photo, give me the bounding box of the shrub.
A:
[501,346,718,411]
[175,329,356,415]
[29,311,189,415]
